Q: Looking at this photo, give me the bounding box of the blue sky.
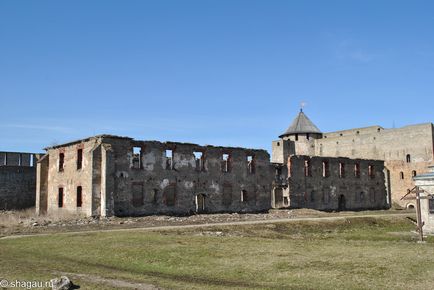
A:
[1,1,434,153]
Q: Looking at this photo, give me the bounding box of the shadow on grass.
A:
[52,255,267,289]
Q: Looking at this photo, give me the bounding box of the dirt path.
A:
[0,212,411,240]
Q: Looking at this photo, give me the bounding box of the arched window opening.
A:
[241,190,248,203]
[339,162,345,178]
[354,163,361,178]
[368,165,375,178]
[322,161,329,178]
[304,159,312,177]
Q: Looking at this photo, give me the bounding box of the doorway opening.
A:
[195,194,206,213]
[338,194,346,211]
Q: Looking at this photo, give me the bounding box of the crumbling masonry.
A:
[36,136,273,216]
[35,110,433,217]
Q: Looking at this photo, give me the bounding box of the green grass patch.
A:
[0,216,433,289]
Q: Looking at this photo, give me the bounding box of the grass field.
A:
[1,215,433,289]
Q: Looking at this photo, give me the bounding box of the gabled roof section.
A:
[279,110,322,138]
[44,134,132,150]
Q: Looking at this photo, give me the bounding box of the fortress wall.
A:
[0,166,36,210]
[285,155,388,211]
[314,123,434,207]
[316,123,433,162]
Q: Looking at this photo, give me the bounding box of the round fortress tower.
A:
[272,109,322,163]
[279,109,323,141]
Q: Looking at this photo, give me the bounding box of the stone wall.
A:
[0,151,37,167]
[41,137,103,216]
[38,135,274,217]
[0,151,39,210]
[273,155,388,211]
[314,123,434,207]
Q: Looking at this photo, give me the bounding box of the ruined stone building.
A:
[36,108,433,217]
[36,112,391,217]
[0,151,40,210]
[272,110,434,209]
[36,136,273,216]
[272,155,387,211]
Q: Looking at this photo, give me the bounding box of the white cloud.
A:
[335,39,375,63]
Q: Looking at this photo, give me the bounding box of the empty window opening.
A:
[368,165,375,178]
[77,149,83,170]
[3,152,7,166]
[406,154,411,163]
[166,149,173,170]
[152,189,158,204]
[295,134,299,141]
[222,153,231,173]
[274,167,284,182]
[354,163,361,178]
[194,151,205,171]
[322,160,329,178]
[400,172,404,179]
[306,133,310,140]
[356,131,360,135]
[377,128,381,132]
[247,155,255,174]
[30,154,34,167]
[18,153,22,166]
[241,190,248,203]
[339,162,345,178]
[58,187,64,208]
[77,186,83,207]
[304,159,311,177]
[340,133,343,137]
[132,147,143,169]
[277,142,280,146]
[412,170,417,177]
[59,153,65,172]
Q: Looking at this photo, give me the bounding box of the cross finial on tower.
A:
[300,101,306,112]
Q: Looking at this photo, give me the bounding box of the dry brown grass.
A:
[0,208,87,228]
[1,216,432,289]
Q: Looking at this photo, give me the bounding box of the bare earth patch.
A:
[0,208,409,237]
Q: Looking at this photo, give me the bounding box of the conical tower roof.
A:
[279,110,322,138]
